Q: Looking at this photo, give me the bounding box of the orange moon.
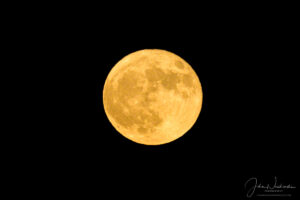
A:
[103,49,203,145]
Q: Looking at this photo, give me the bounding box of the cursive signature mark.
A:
[244,177,296,198]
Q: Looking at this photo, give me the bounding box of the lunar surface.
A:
[103,49,203,145]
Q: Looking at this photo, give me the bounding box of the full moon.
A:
[103,49,203,145]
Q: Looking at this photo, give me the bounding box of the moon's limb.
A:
[103,49,203,145]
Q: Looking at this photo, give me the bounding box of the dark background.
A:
[12,3,298,199]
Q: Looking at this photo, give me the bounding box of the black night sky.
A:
[16,4,298,199]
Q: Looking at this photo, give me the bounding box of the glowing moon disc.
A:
[103,49,203,145]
